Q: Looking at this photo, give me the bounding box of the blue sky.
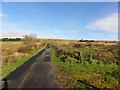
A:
[1,2,118,40]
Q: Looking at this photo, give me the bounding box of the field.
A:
[1,41,46,78]
[1,39,119,89]
[49,40,119,88]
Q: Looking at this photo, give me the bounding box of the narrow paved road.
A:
[3,44,59,89]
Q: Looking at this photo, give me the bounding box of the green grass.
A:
[50,45,119,88]
[58,45,96,55]
[75,48,96,54]
[51,46,118,74]
[1,44,46,78]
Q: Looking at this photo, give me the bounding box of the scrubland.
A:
[1,38,119,89]
[50,40,119,89]
[1,40,46,78]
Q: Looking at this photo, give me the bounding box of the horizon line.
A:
[0,37,118,41]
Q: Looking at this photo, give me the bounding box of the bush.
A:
[17,45,32,53]
[73,44,81,48]
[59,54,67,62]
[22,34,37,45]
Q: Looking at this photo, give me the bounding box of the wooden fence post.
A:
[78,52,82,63]
[88,54,92,61]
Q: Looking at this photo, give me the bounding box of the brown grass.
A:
[1,41,44,66]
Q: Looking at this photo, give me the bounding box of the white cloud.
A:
[0,22,28,38]
[0,13,4,17]
[88,13,118,33]
[1,30,30,38]
[53,30,64,39]
[54,30,61,33]
[53,34,63,39]
[91,33,118,41]
[37,33,50,39]
[38,32,65,39]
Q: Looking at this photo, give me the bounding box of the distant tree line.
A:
[79,39,95,42]
[0,34,37,42]
[0,38,22,41]
[79,39,117,43]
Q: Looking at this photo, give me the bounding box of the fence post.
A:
[88,54,92,61]
[78,52,82,63]
[80,52,82,63]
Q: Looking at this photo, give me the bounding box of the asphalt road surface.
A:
[3,44,59,89]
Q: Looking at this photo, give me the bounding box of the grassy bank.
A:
[1,44,46,78]
[50,45,119,88]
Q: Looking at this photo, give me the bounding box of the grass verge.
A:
[50,45,119,88]
[1,44,46,78]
